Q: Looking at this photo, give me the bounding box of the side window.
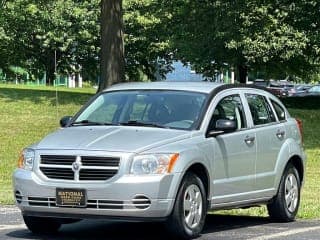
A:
[245,94,276,125]
[209,94,247,130]
[271,100,286,121]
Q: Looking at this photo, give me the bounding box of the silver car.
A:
[13,82,306,239]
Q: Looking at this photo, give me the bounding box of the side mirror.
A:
[60,116,73,128]
[207,119,237,137]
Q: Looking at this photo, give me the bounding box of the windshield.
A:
[73,90,208,130]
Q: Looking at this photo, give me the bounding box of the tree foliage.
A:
[1,0,100,84]
[0,0,172,86]
[124,0,172,81]
[154,0,320,82]
[1,0,320,85]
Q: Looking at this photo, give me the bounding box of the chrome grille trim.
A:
[132,195,151,209]
[24,197,150,210]
[27,197,56,207]
[15,191,23,204]
[39,155,120,181]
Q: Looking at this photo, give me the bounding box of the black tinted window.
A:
[245,94,276,125]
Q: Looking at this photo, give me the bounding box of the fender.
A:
[273,138,305,194]
[167,146,212,204]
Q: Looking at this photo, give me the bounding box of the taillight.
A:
[296,118,303,144]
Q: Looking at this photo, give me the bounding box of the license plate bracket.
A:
[56,188,87,207]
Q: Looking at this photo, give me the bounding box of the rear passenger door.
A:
[244,92,286,196]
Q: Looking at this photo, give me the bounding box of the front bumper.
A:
[13,169,181,219]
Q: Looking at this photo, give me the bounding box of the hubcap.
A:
[285,173,299,213]
[183,184,203,229]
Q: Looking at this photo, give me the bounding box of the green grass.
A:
[0,84,95,204]
[0,85,319,219]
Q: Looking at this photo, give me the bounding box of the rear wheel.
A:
[23,215,62,234]
[166,173,207,239]
[267,164,301,222]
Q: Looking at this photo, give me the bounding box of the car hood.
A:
[35,126,191,153]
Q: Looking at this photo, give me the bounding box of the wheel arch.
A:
[273,138,305,193]
[275,154,305,195]
[287,155,304,184]
[184,163,211,200]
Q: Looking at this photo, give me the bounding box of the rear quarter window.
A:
[271,100,286,121]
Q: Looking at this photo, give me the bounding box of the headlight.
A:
[18,149,35,171]
[130,153,179,175]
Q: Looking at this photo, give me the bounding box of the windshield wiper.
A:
[71,120,114,126]
[119,120,167,129]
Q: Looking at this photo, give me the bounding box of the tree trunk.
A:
[238,65,248,84]
[45,55,55,86]
[98,0,125,92]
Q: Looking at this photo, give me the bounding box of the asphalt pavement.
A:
[0,205,320,240]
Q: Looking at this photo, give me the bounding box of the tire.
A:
[267,164,301,222]
[23,215,62,234]
[166,173,207,239]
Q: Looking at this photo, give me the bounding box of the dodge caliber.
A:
[13,82,306,239]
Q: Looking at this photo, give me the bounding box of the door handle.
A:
[276,130,285,139]
[244,136,255,145]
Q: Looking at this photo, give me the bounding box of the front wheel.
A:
[166,173,207,239]
[23,215,62,234]
[267,164,301,222]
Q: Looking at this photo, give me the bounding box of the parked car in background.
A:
[253,79,269,87]
[13,82,306,239]
[292,85,320,97]
[265,80,294,98]
[267,81,283,97]
[279,83,295,97]
[287,84,311,97]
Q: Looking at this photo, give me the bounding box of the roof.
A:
[104,81,224,94]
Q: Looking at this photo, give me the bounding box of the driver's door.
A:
[208,93,257,206]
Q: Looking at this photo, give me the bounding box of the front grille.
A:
[79,169,118,181]
[41,155,76,165]
[81,156,120,167]
[40,167,74,180]
[39,155,120,181]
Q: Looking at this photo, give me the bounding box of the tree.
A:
[1,0,173,86]
[99,0,172,91]
[98,0,125,92]
[154,0,319,83]
[1,0,100,84]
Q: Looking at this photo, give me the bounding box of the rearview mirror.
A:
[216,119,237,131]
[207,119,237,137]
[60,116,73,128]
